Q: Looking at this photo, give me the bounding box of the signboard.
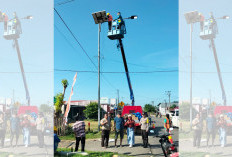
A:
[193,97,202,105]
[100,97,109,104]
[110,98,116,105]
[202,98,209,106]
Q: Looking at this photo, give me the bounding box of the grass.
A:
[55,148,130,157]
[60,119,116,140]
[179,120,208,139]
[60,130,117,140]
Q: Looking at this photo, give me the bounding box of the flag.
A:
[64,72,77,125]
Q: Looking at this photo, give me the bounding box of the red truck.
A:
[122,106,143,134]
[214,106,232,135]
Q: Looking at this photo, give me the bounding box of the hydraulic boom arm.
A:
[210,39,226,106]
[15,39,30,106]
[118,38,135,106]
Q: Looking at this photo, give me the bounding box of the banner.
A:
[64,72,77,125]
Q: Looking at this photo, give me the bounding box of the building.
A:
[64,97,116,121]
[158,102,178,115]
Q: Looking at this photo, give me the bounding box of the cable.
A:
[54,8,98,70]
[55,0,75,6]
[54,69,178,73]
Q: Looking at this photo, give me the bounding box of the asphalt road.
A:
[59,115,179,157]
[149,115,179,157]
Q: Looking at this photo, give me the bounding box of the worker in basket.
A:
[116,12,124,29]
[107,13,113,31]
[164,114,171,133]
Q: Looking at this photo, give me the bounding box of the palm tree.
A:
[61,79,69,98]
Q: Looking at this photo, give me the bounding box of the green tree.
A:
[61,79,69,98]
[169,104,177,110]
[54,93,64,117]
[84,102,105,119]
[144,104,155,112]
[39,104,52,114]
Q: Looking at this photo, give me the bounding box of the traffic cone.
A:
[152,122,155,129]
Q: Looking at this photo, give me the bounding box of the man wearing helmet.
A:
[107,13,113,31]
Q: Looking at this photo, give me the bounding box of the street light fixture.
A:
[218,15,230,20]
[92,10,107,132]
[184,10,200,130]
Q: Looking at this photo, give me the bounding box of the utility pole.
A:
[165,91,171,104]
[190,23,193,130]
[92,10,107,132]
[98,23,101,132]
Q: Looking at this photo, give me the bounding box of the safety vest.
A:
[164,118,170,129]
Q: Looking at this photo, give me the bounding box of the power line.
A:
[54,8,118,91]
[55,0,75,6]
[54,8,98,70]
[54,69,178,73]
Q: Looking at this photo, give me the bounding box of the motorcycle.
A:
[155,132,179,157]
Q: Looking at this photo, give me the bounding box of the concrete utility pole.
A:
[98,23,101,132]
[190,23,193,130]
[165,91,171,104]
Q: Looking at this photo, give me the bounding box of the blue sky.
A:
[54,0,179,106]
[0,0,53,106]
[179,0,232,105]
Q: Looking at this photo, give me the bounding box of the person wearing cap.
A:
[124,114,135,147]
[114,112,124,147]
[36,112,45,148]
[2,13,8,31]
[217,114,227,147]
[199,13,205,32]
[192,113,203,148]
[140,113,149,148]
[54,126,60,152]
[107,13,113,31]
[21,115,31,147]
[100,113,111,148]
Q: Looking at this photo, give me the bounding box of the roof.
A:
[64,100,98,107]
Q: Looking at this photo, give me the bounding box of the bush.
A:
[84,102,105,119]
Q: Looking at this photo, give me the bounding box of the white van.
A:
[170,109,179,128]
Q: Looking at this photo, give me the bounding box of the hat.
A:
[54,126,58,132]
[107,13,110,16]
[128,114,132,117]
[220,114,224,118]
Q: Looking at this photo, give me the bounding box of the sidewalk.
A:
[59,136,152,157]
[0,136,53,157]
[180,136,232,156]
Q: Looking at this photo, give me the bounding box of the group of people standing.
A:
[0,111,46,148]
[71,112,150,152]
[101,112,150,148]
[192,112,228,148]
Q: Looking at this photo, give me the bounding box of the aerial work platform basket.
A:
[4,20,21,40]
[200,19,218,40]
[108,21,126,40]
